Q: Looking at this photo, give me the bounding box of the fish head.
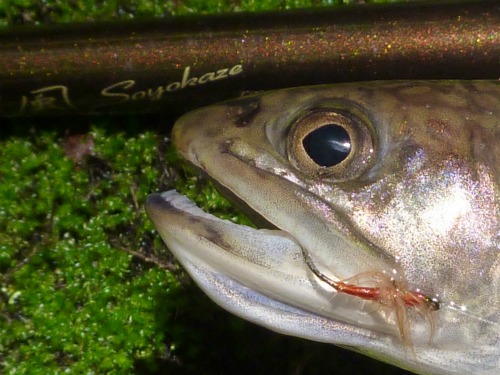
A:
[146,81,500,375]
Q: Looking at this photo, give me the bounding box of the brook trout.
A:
[146,81,499,374]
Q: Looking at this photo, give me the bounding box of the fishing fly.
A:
[301,247,439,349]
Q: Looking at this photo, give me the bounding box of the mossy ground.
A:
[1,1,413,374]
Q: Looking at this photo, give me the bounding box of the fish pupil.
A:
[302,124,351,167]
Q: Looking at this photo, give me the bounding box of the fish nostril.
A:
[225,96,261,127]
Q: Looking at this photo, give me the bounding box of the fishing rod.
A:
[0,0,498,117]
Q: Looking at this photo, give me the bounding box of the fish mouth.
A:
[145,191,389,347]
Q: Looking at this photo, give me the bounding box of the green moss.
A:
[0,129,181,373]
[1,1,415,374]
[0,0,350,26]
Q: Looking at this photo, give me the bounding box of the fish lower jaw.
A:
[146,191,430,341]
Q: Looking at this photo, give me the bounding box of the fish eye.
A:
[287,109,375,180]
[302,124,351,167]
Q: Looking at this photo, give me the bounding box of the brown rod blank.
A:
[0,0,498,117]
